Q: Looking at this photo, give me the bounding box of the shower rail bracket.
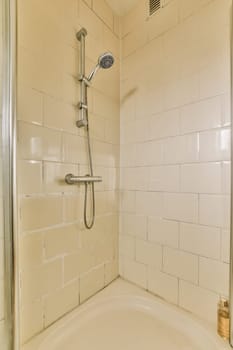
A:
[65,173,102,185]
[76,28,87,41]
[78,102,88,110]
[78,74,91,87]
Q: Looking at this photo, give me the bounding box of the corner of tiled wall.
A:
[17,0,120,343]
[119,0,231,325]
[17,0,232,342]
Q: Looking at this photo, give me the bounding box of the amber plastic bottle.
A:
[217,299,229,340]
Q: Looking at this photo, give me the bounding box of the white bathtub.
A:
[23,278,231,350]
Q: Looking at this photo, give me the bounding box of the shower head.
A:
[98,52,114,69]
[88,52,114,82]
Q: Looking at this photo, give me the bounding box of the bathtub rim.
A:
[22,278,231,350]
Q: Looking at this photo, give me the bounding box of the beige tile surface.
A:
[80,265,105,303]
[20,196,63,231]
[44,280,80,327]
[21,300,44,344]
[18,0,120,343]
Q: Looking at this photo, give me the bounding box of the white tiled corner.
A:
[122,258,147,289]
[148,268,178,304]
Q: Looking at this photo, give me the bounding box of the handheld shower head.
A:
[98,52,114,69]
[88,52,114,82]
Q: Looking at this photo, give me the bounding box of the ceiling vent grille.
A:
[149,0,161,16]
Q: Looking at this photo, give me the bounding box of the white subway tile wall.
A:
[17,0,232,344]
[18,0,120,343]
[120,0,231,325]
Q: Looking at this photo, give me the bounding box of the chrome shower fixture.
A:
[64,27,114,230]
[88,52,114,82]
[76,28,114,128]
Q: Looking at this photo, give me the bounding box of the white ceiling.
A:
[105,0,140,16]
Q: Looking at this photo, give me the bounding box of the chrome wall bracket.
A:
[76,28,87,41]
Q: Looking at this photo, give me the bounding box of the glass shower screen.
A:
[0,0,16,349]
